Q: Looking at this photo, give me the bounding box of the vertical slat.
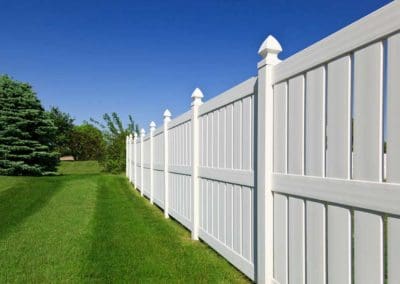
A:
[242,96,252,170]
[233,101,241,169]
[242,186,251,261]
[288,197,305,284]
[212,182,218,238]
[305,66,325,176]
[386,32,400,284]
[213,111,219,168]
[233,185,241,253]
[353,42,384,284]
[288,76,304,175]
[354,211,383,284]
[353,42,383,181]
[274,193,288,284]
[218,183,226,244]
[226,183,233,248]
[219,108,226,169]
[327,205,351,284]
[208,113,213,168]
[273,82,287,173]
[306,201,326,284]
[325,55,352,284]
[226,105,233,168]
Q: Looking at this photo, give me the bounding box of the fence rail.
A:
[126,2,400,283]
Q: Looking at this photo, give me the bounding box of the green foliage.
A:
[47,106,75,156]
[90,112,139,173]
[69,124,105,161]
[0,75,59,175]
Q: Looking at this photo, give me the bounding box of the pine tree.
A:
[0,75,59,175]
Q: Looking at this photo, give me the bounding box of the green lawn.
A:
[0,161,248,283]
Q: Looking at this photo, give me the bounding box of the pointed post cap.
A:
[140,128,146,136]
[258,35,282,65]
[149,121,156,132]
[133,131,138,138]
[163,109,172,122]
[129,133,133,139]
[191,88,204,106]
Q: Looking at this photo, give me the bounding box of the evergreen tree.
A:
[48,106,74,156]
[0,75,59,175]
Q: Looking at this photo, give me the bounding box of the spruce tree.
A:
[0,75,59,175]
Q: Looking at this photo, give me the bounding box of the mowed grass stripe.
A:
[0,161,249,282]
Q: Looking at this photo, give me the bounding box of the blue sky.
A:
[0,0,391,129]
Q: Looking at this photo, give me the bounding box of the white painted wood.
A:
[273,82,287,173]
[306,201,326,284]
[199,228,254,280]
[199,77,256,116]
[199,167,254,187]
[388,217,400,283]
[305,67,325,177]
[353,42,383,182]
[257,35,281,283]
[272,1,400,84]
[288,75,304,175]
[326,56,351,179]
[272,174,400,216]
[327,205,351,284]
[354,211,383,284]
[288,197,305,284]
[387,33,400,183]
[191,88,202,240]
[273,193,288,284]
[163,110,171,218]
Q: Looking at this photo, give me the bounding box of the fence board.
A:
[305,66,325,176]
[327,205,351,284]
[306,201,326,284]
[288,76,304,175]
[273,82,287,173]
[288,197,305,284]
[274,194,288,284]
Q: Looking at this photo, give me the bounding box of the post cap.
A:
[149,121,156,131]
[129,133,133,139]
[133,132,138,138]
[140,128,146,136]
[163,109,172,118]
[258,35,282,65]
[191,88,204,106]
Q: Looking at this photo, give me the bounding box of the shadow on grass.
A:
[0,178,64,239]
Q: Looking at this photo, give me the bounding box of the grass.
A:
[0,161,248,283]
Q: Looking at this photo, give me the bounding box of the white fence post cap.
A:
[163,109,172,119]
[258,35,282,65]
[191,88,204,106]
[133,132,138,138]
[140,128,146,136]
[150,121,156,131]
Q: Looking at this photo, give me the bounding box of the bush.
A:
[69,124,105,161]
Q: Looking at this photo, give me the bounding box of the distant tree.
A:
[48,106,74,156]
[90,113,139,173]
[69,124,105,161]
[0,75,58,175]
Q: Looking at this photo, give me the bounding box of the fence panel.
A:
[126,2,400,283]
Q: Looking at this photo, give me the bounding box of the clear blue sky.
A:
[0,0,391,129]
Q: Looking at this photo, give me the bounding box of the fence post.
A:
[126,135,129,178]
[133,132,138,187]
[163,109,171,218]
[191,88,203,240]
[256,35,282,283]
[129,134,133,182]
[140,128,145,197]
[149,121,156,204]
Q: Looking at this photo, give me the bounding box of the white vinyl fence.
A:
[126,2,400,283]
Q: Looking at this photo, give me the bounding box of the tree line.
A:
[0,75,139,175]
